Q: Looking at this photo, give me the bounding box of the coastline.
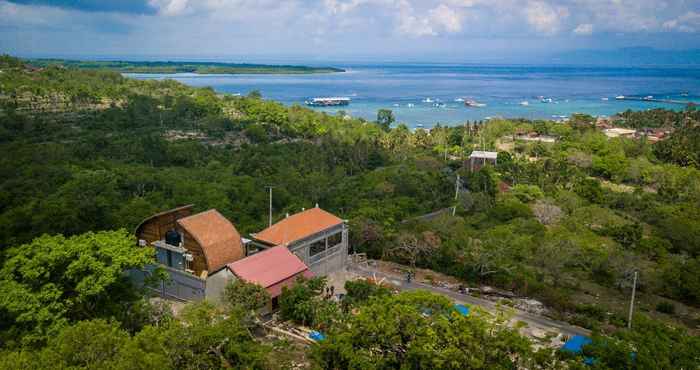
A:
[26,58,346,75]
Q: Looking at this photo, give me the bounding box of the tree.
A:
[312,290,563,369]
[384,231,439,269]
[510,184,544,203]
[532,199,563,225]
[279,276,327,327]
[0,230,154,348]
[586,315,700,369]
[0,302,271,370]
[223,279,269,313]
[569,113,596,131]
[222,279,270,326]
[247,90,262,99]
[376,109,395,131]
[342,279,391,310]
[574,178,604,204]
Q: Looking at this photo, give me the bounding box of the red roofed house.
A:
[251,206,348,276]
[134,206,247,301]
[226,246,313,311]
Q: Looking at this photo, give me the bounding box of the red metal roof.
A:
[253,207,343,246]
[226,246,312,298]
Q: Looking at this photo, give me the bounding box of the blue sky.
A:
[1,0,700,63]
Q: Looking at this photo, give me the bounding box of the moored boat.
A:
[305,97,351,106]
[465,100,486,107]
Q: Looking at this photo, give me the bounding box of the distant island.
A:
[27,59,346,74]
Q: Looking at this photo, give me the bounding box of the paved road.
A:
[348,264,591,338]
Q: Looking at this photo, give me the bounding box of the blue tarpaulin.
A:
[454,304,470,316]
[309,331,326,341]
[562,335,592,353]
[562,335,595,365]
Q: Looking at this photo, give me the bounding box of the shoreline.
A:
[26,58,346,75]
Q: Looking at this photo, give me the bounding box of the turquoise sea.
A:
[128,63,700,128]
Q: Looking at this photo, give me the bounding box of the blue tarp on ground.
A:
[309,331,326,341]
[562,335,595,365]
[562,335,592,353]
[454,304,470,316]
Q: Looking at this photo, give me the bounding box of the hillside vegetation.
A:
[1,55,699,368]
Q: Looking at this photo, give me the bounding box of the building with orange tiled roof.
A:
[251,205,348,276]
[134,206,247,302]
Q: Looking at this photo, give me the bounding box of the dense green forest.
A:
[1,54,700,368]
[27,58,345,74]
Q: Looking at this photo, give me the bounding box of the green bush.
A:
[656,301,676,315]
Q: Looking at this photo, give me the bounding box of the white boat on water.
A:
[616,95,625,100]
[465,100,486,107]
[540,97,553,103]
[519,101,530,106]
[644,95,654,101]
[305,97,351,106]
[454,97,465,102]
[601,97,609,101]
[422,98,434,103]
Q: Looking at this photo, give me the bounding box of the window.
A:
[328,232,342,246]
[309,240,326,256]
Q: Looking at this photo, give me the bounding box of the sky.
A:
[1,0,700,63]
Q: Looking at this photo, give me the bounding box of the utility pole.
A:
[453,174,461,216]
[454,174,461,200]
[627,271,638,329]
[444,132,448,161]
[265,186,274,227]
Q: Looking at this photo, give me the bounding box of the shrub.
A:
[656,301,676,315]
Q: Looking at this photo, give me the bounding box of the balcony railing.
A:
[309,243,344,264]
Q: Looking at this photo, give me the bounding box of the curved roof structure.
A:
[253,207,343,246]
[177,209,245,272]
[134,204,194,239]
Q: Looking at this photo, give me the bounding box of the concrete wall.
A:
[288,224,348,276]
[205,268,235,303]
[130,264,206,301]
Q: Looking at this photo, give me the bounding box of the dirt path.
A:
[348,263,591,338]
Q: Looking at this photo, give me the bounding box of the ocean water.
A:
[127,64,700,128]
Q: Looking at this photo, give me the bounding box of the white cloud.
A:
[149,0,190,16]
[429,4,463,33]
[663,11,700,33]
[525,1,569,35]
[573,23,593,36]
[3,0,700,58]
[397,15,437,36]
